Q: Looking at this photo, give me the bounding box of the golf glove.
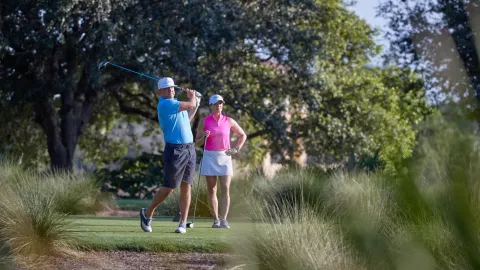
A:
[225,147,239,156]
[195,95,201,108]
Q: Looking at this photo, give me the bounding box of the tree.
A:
[0,0,325,170]
[1,1,120,170]
[379,0,480,118]
[291,64,431,172]
[1,0,430,172]
[209,1,431,169]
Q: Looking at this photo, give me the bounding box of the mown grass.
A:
[68,216,250,253]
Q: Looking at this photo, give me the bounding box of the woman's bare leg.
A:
[219,175,232,220]
[206,176,219,220]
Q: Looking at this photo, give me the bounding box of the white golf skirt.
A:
[200,150,233,176]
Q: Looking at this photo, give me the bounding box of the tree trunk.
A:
[34,86,97,171]
[35,98,71,170]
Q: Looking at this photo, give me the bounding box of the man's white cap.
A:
[158,77,175,89]
[209,94,224,105]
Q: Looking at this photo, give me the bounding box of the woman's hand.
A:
[225,147,239,156]
[204,130,210,138]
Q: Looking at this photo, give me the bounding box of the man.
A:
[140,77,200,233]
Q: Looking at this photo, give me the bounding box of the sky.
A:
[348,0,390,65]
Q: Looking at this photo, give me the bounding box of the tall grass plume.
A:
[0,160,111,268]
[233,114,480,270]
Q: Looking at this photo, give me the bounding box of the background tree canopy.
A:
[0,0,431,172]
[379,0,480,119]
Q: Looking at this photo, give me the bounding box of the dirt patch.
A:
[47,251,236,270]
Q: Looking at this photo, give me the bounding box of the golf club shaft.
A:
[100,61,202,97]
[107,62,160,81]
[190,136,207,225]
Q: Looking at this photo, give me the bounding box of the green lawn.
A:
[68,216,252,253]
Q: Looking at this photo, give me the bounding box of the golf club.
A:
[186,136,208,229]
[97,61,202,97]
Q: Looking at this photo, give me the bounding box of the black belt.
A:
[165,142,194,148]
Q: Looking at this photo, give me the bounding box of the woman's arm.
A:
[195,119,208,146]
[229,118,247,150]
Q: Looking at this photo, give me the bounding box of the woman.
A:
[195,94,247,228]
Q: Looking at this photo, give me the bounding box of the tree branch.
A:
[112,90,157,121]
[122,90,155,107]
[247,129,269,139]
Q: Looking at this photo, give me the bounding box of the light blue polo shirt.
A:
[157,97,193,144]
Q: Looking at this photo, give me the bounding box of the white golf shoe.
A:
[175,222,187,233]
[220,219,230,229]
[212,219,221,228]
[140,208,152,232]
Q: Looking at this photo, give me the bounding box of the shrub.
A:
[0,160,111,267]
[96,152,164,199]
[236,114,480,270]
[234,190,363,270]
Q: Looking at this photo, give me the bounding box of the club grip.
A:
[173,86,202,97]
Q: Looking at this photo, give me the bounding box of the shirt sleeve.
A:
[159,99,180,115]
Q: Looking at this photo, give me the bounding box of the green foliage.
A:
[374,68,433,173]
[237,112,480,269]
[379,0,480,117]
[0,104,49,169]
[50,174,114,215]
[228,114,270,168]
[0,0,331,169]
[76,94,131,166]
[96,152,164,199]
[0,0,426,172]
[238,207,359,270]
[297,65,431,173]
[0,160,112,267]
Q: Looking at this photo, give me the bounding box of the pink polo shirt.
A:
[204,114,231,151]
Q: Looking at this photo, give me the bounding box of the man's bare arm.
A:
[178,89,196,112]
[188,105,199,122]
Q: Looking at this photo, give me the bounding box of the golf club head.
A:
[186,223,194,228]
[98,61,110,71]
